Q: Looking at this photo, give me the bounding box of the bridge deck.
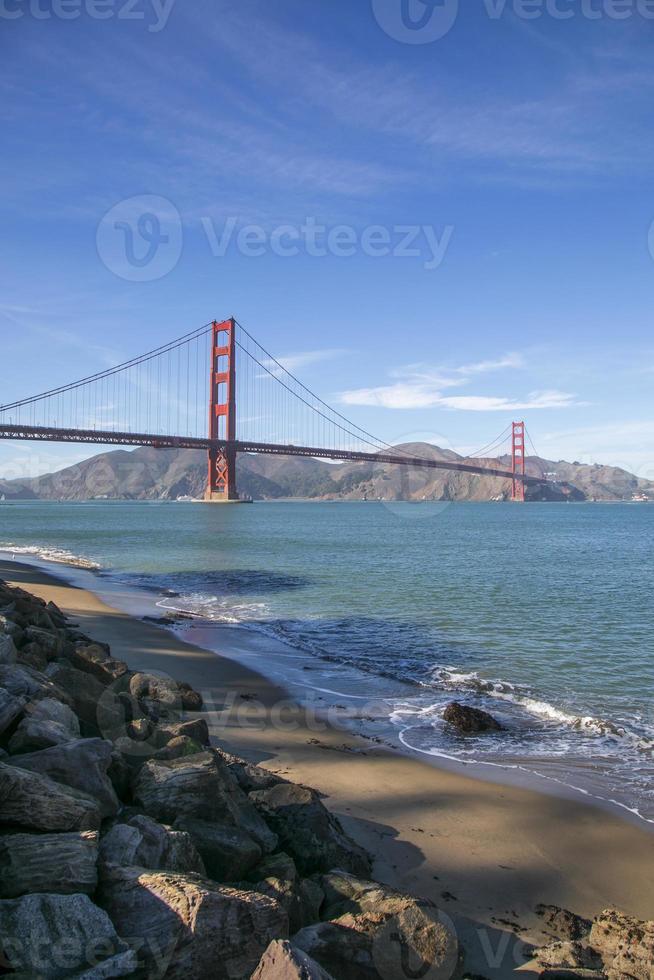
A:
[0,424,544,486]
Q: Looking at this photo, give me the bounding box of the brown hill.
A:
[0,443,651,502]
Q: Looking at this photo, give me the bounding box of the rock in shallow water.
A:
[443,701,503,733]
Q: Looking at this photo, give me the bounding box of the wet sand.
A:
[2,557,653,978]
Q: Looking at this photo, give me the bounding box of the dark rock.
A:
[132,751,277,854]
[536,905,592,942]
[71,642,130,685]
[96,864,288,979]
[107,748,132,800]
[0,686,25,735]
[173,816,262,881]
[252,939,336,979]
[249,783,371,876]
[0,892,136,978]
[215,746,287,793]
[0,830,99,898]
[100,814,205,874]
[246,853,323,934]
[0,663,73,707]
[8,716,76,753]
[23,624,68,659]
[443,701,503,733]
[29,695,80,733]
[156,716,210,747]
[0,633,17,664]
[47,660,105,734]
[0,760,101,830]
[11,737,120,818]
[129,671,203,711]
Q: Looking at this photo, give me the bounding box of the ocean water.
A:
[1,499,653,823]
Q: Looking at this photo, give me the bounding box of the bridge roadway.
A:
[0,423,546,487]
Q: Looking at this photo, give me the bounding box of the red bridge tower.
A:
[205,318,239,502]
[511,420,526,502]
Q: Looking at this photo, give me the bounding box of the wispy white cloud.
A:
[270,349,348,374]
[337,352,562,411]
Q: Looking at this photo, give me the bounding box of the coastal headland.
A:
[0,557,652,979]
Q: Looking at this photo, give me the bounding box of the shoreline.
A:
[3,545,652,831]
[2,557,654,977]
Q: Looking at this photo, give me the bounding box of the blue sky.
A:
[1,0,654,481]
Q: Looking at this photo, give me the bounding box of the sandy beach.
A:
[2,556,653,978]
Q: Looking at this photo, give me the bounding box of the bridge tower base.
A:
[205,318,241,502]
[511,420,526,503]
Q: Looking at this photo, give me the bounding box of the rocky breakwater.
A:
[0,577,463,979]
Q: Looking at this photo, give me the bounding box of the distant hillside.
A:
[1,443,652,503]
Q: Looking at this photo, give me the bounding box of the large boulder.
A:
[10,737,120,818]
[23,624,68,659]
[0,632,17,664]
[100,814,205,875]
[589,909,654,980]
[132,751,277,854]
[8,696,81,753]
[252,939,335,979]
[71,642,130,685]
[0,892,137,979]
[129,671,203,711]
[29,696,81,733]
[442,701,503,733]
[0,760,101,831]
[0,686,25,735]
[0,830,99,898]
[46,661,110,733]
[0,663,72,706]
[173,816,261,881]
[8,717,76,754]
[294,873,459,980]
[97,864,288,979]
[247,853,324,934]
[156,717,210,747]
[214,747,287,793]
[249,783,371,876]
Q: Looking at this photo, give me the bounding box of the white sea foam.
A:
[0,542,101,570]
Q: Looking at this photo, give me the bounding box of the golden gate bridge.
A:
[0,318,542,502]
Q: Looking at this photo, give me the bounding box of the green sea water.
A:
[1,499,652,821]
